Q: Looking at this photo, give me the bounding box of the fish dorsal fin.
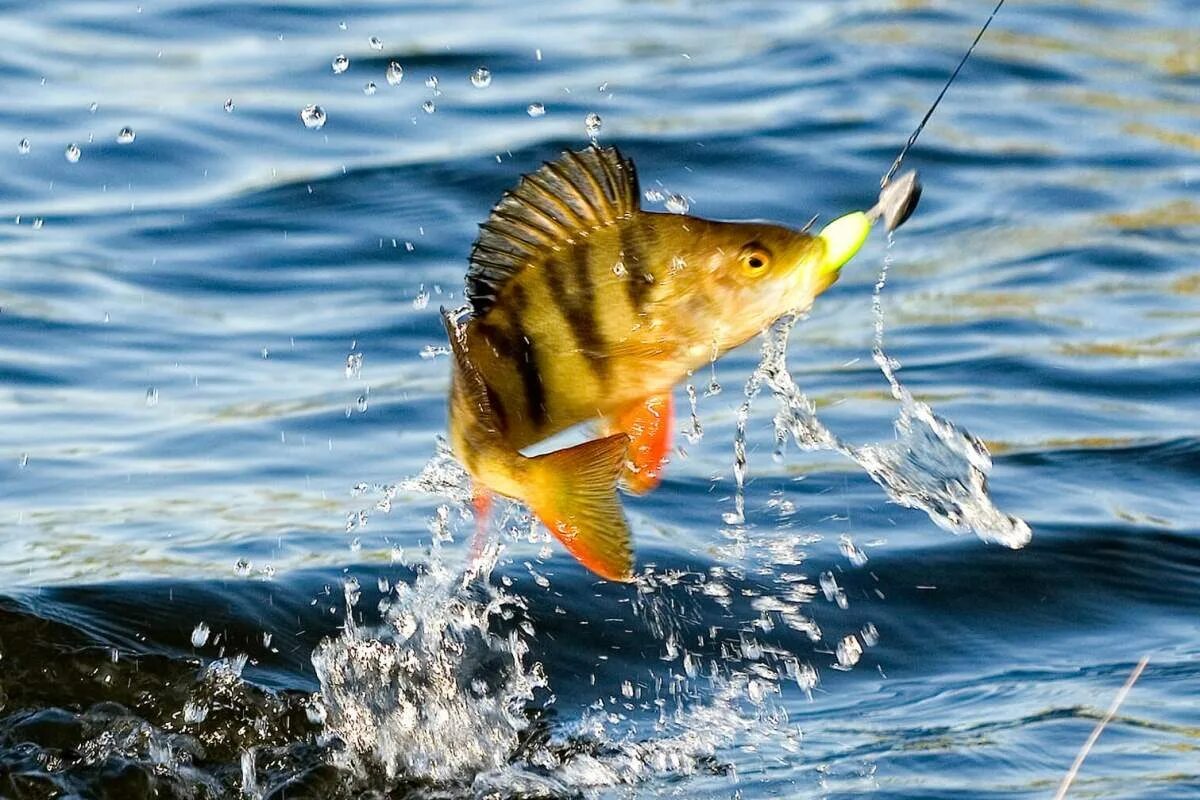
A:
[466,145,640,316]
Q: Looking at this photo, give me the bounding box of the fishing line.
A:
[881,0,1007,187]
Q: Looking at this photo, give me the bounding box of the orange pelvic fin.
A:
[526,433,635,582]
[611,393,673,495]
[468,489,494,563]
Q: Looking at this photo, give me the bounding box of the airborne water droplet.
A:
[224,98,235,113]
[345,351,363,378]
[422,100,436,114]
[386,61,404,85]
[424,75,439,92]
[305,695,327,724]
[191,621,211,647]
[836,634,863,668]
[412,284,430,309]
[332,54,349,74]
[526,102,545,117]
[664,194,689,214]
[182,700,209,723]
[145,387,159,407]
[471,66,492,88]
[64,143,81,163]
[116,127,135,144]
[234,558,252,577]
[300,104,327,129]
[584,111,602,138]
[368,36,383,51]
[363,81,377,96]
[17,138,30,154]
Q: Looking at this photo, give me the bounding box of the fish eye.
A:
[738,243,772,275]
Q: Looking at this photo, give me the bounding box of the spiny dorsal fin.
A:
[466,145,640,316]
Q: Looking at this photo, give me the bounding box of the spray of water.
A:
[731,236,1031,548]
[312,459,814,794]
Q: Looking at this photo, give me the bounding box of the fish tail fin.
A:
[525,433,635,582]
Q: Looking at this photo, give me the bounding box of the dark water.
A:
[1,0,1198,797]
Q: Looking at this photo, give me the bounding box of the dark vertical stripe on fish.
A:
[566,242,607,373]
[541,248,608,379]
[484,382,508,433]
[508,285,547,428]
[618,219,654,312]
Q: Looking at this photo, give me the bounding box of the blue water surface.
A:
[0,1,1197,797]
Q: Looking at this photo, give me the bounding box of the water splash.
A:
[730,236,1031,548]
[312,443,816,792]
[311,550,547,783]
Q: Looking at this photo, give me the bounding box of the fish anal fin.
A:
[611,393,673,495]
[526,433,634,582]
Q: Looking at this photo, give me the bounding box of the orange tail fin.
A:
[526,433,635,582]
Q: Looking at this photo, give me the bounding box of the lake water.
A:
[1,1,1197,797]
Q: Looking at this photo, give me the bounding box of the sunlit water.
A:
[2,1,1198,798]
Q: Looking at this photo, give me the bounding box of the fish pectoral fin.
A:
[526,433,635,582]
[609,393,673,495]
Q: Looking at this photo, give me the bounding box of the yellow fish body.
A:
[445,146,869,581]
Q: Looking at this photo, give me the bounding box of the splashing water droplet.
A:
[305,694,327,724]
[584,111,602,138]
[182,700,209,723]
[386,61,404,85]
[363,81,377,95]
[471,66,492,88]
[422,100,436,114]
[240,749,258,798]
[64,143,81,163]
[685,384,703,443]
[413,284,430,309]
[17,138,30,154]
[836,634,863,669]
[368,36,383,51]
[839,535,869,567]
[191,621,211,648]
[116,126,135,144]
[643,188,664,203]
[300,104,327,129]
[224,97,235,112]
[526,102,545,117]
[664,194,689,214]
[332,54,349,74]
[345,351,363,379]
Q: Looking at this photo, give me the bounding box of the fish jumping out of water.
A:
[444,145,876,581]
